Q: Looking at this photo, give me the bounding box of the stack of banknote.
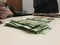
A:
[5,17,54,34]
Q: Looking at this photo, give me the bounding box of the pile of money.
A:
[5,17,53,34]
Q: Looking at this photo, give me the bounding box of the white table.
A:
[0,16,60,45]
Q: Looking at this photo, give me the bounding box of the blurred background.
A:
[7,0,60,13]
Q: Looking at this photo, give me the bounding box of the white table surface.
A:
[0,16,60,45]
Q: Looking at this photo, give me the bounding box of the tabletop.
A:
[0,15,60,45]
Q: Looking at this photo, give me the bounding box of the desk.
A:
[0,16,60,45]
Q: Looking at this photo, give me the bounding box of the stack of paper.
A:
[5,17,53,34]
